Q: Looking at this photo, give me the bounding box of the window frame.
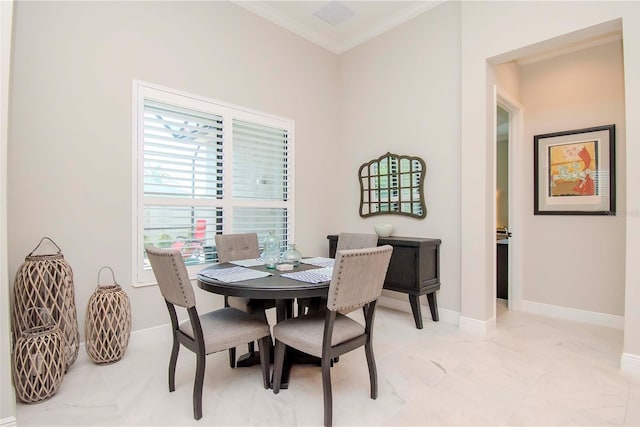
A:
[132,81,295,286]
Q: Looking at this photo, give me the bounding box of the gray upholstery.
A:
[146,244,196,308]
[272,311,364,358]
[335,232,378,253]
[297,232,379,316]
[327,246,391,312]
[145,244,272,420]
[272,245,393,427]
[215,233,260,263]
[213,233,276,368]
[179,308,270,355]
[215,233,261,313]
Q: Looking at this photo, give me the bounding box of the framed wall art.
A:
[534,124,615,215]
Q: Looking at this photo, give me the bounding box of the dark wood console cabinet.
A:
[327,235,441,329]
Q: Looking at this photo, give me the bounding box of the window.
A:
[133,82,294,285]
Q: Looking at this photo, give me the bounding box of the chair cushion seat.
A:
[227,296,276,314]
[273,312,364,358]
[179,308,270,354]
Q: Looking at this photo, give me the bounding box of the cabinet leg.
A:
[426,292,439,322]
[408,295,423,329]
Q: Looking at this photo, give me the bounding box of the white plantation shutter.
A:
[233,207,288,253]
[232,120,288,200]
[143,100,223,200]
[135,82,294,284]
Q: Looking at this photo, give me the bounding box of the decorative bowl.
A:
[374,224,393,237]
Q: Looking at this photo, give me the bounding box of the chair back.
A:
[215,233,260,263]
[327,245,393,312]
[146,245,196,308]
[336,233,378,253]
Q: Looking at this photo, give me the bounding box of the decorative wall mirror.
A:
[358,152,426,218]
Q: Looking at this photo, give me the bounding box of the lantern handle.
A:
[97,266,118,288]
[28,237,63,257]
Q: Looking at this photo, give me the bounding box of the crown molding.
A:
[233,1,445,55]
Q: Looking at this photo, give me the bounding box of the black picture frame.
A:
[534,124,615,215]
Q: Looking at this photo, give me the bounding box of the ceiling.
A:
[234,1,445,54]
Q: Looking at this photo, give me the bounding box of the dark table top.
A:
[196,262,330,300]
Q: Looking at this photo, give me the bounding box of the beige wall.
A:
[337,1,462,313]
[1,0,15,423]
[6,5,640,419]
[460,1,640,364]
[520,40,626,315]
[8,1,339,340]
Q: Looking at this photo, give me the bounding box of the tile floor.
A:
[15,301,640,426]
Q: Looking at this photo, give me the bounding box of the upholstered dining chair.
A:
[298,232,379,316]
[214,233,276,367]
[335,232,378,253]
[145,245,271,420]
[272,245,393,427]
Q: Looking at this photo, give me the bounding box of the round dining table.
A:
[196,262,331,388]
[196,262,329,305]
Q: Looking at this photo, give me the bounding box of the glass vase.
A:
[262,230,281,269]
[282,244,302,267]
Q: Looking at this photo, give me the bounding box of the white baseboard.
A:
[621,352,640,376]
[127,323,171,348]
[459,315,494,334]
[378,295,460,325]
[0,417,17,427]
[521,300,624,329]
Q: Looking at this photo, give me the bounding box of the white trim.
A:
[233,1,444,55]
[133,80,292,124]
[0,417,17,427]
[379,295,460,326]
[517,32,622,66]
[131,80,294,286]
[521,300,624,329]
[496,87,524,312]
[621,353,640,377]
[459,315,494,335]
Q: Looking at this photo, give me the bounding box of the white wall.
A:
[1,0,16,424]
[8,1,339,341]
[337,1,462,314]
[460,1,640,368]
[520,40,626,316]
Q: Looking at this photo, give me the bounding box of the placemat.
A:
[281,267,333,284]
[200,266,271,283]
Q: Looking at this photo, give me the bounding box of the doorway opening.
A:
[495,89,523,318]
[496,105,510,311]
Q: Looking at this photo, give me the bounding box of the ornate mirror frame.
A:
[358,152,426,218]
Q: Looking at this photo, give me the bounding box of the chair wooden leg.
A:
[193,352,205,420]
[364,341,378,399]
[321,356,333,427]
[169,336,180,392]
[228,347,236,368]
[257,336,271,389]
[272,340,285,394]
